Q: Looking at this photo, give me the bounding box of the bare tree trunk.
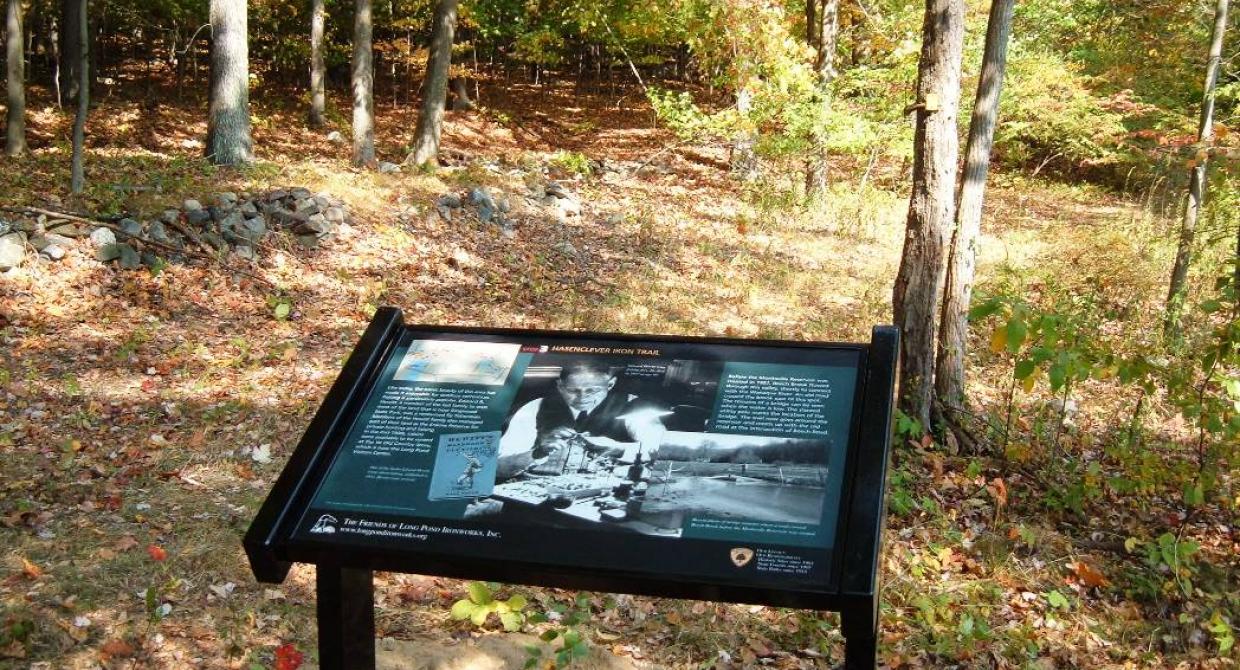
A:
[205,0,253,165]
[450,76,472,110]
[60,0,82,103]
[351,0,374,167]
[69,0,87,193]
[406,0,457,167]
[309,0,326,128]
[805,0,840,197]
[891,0,966,430]
[5,0,26,156]
[806,0,818,49]
[50,16,61,107]
[935,0,1015,413]
[1165,0,1230,336]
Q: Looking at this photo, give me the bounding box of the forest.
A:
[0,0,1238,667]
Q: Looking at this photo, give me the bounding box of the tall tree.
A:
[406,0,458,167]
[1164,0,1231,336]
[59,0,82,105]
[891,0,967,429]
[806,0,840,196]
[935,0,1016,414]
[5,0,26,156]
[309,0,326,128]
[206,0,252,165]
[351,0,375,166]
[69,0,87,193]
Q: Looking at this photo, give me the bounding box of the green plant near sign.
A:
[450,582,527,631]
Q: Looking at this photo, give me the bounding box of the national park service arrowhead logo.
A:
[729,547,755,567]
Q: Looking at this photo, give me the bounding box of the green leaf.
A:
[525,644,542,657]
[450,599,476,620]
[1046,590,1069,610]
[968,298,1003,321]
[539,629,560,642]
[499,611,524,632]
[507,594,527,611]
[1048,363,1067,391]
[1183,482,1204,507]
[273,302,291,320]
[468,581,493,605]
[1014,359,1037,380]
[1006,317,1027,353]
[563,630,581,647]
[470,605,491,626]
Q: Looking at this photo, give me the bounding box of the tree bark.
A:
[805,0,840,197]
[5,0,26,156]
[60,0,82,103]
[351,0,374,167]
[406,0,458,167]
[891,0,966,430]
[205,0,253,165]
[450,76,472,110]
[69,0,87,193]
[309,0,326,128]
[1165,0,1230,336]
[806,0,818,50]
[935,0,1015,412]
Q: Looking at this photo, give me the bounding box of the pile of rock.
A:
[0,188,354,272]
[435,186,515,235]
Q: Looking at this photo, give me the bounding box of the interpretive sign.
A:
[245,307,898,670]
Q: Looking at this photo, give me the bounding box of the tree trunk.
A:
[806,0,818,49]
[5,0,26,156]
[450,76,472,110]
[935,0,1015,413]
[205,0,253,165]
[805,0,840,198]
[60,0,82,103]
[1165,0,1230,336]
[309,0,326,128]
[406,0,457,167]
[351,0,374,167]
[69,0,87,193]
[891,0,966,430]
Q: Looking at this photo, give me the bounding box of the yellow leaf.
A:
[990,326,1008,354]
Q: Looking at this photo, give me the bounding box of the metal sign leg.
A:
[840,596,878,670]
[317,564,376,670]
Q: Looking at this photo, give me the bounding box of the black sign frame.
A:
[244,307,898,669]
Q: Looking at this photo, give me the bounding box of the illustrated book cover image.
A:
[393,340,521,385]
[428,431,501,500]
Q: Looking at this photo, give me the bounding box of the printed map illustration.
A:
[393,340,521,385]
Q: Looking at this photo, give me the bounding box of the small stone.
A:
[12,220,36,233]
[290,187,313,200]
[477,205,495,224]
[294,198,320,215]
[0,232,26,270]
[0,219,9,235]
[29,234,52,252]
[232,245,257,261]
[313,195,332,209]
[267,189,289,202]
[378,161,402,174]
[202,232,228,251]
[118,218,143,239]
[545,182,571,199]
[218,211,245,231]
[295,234,320,249]
[436,206,452,222]
[213,192,238,206]
[40,244,66,261]
[47,222,89,237]
[148,221,172,244]
[140,251,161,268]
[499,198,511,213]
[183,199,203,212]
[326,130,344,143]
[96,243,121,262]
[161,209,181,225]
[323,206,347,223]
[117,243,141,269]
[555,241,578,257]
[438,194,463,209]
[239,200,260,217]
[240,217,267,239]
[295,214,332,235]
[468,187,495,209]
[185,209,211,226]
[89,227,117,248]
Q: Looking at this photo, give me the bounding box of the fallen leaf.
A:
[21,558,43,579]
[100,639,135,658]
[147,545,168,562]
[1069,560,1109,588]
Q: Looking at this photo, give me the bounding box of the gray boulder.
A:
[323,206,347,223]
[185,209,211,226]
[213,192,238,206]
[118,218,143,239]
[40,244,66,261]
[147,221,173,245]
[0,232,26,270]
[378,161,402,174]
[89,227,117,248]
[239,200,260,218]
[117,243,141,269]
[183,198,203,212]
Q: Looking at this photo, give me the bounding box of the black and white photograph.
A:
[468,354,831,538]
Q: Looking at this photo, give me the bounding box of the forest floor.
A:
[0,79,1235,670]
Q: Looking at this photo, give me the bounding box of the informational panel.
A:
[293,330,863,592]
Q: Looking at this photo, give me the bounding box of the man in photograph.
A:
[496,361,667,481]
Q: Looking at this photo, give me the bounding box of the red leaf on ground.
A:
[146,545,168,562]
[275,643,304,670]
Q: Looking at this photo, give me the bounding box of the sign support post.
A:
[316,565,376,670]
